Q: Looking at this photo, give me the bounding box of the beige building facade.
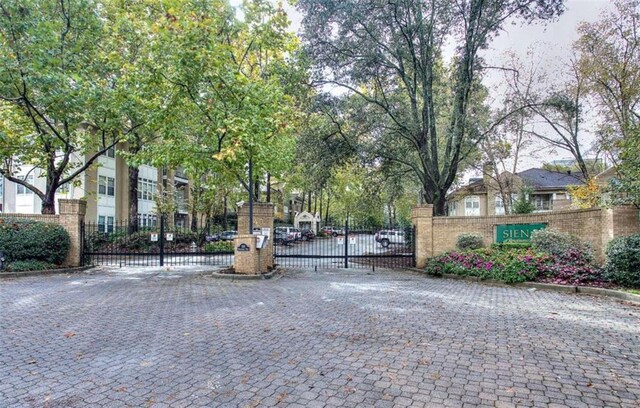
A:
[0,143,191,229]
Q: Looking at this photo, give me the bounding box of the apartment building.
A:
[0,144,191,230]
[446,168,584,217]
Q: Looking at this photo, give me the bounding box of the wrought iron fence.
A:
[273,221,415,270]
[82,216,236,267]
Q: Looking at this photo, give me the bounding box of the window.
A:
[98,176,115,196]
[59,182,70,194]
[98,216,106,233]
[104,146,116,158]
[137,178,156,201]
[17,175,34,195]
[107,216,114,233]
[448,201,457,216]
[464,196,480,216]
[534,195,552,211]
[495,196,505,215]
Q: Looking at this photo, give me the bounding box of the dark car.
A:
[274,230,294,246]
[219,230,238,241]
[301,229,315,241]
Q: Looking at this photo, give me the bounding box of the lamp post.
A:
[248,156,253,234]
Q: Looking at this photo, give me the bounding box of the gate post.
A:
[159,215,165,266]
[235,203,274,274]
[344,218,349,269]
[58,199,87,267]
[411,205,433,269]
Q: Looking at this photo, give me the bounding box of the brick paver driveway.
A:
[1,267,639,408]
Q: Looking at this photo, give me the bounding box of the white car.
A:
[375,230,406,248]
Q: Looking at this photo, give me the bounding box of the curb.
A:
[0,265,95,279]
[517,282,578,294]
[577,286,640,303]
[406,268,640,304]
[209,269,278,280]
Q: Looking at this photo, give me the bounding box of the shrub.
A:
[604,234,640,288]
[0,219,70,264]
[6,260,57,272]
[491,242,531,250]
[512,187,535,214]
[456,233,484,250]
[531,229,593,264]
[204,241,234,252]
[424,246,604,286]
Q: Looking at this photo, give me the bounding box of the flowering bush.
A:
[425,246,604,286]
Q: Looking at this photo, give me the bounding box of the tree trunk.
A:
[434,193,447,216]
[254,177,260,202]
[313,192,317,214]
[128,165,139,234]
[128,136,142,234]
[324,192,331,225]
[300,192,305,215]
[266,172,271,202]
[41,189,56,215]
[319,189,323,225]
[307,191,312,212]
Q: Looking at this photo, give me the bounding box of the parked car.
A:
[219,230,238,241]
[205,233,221,242]
[274,230,294,246]
[275,227,298,242]
[321,226,345,237]
[375,230,406,248]
[300,229,316,241]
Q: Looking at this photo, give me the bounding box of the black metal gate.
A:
[81,216,234,267]
[273,221,416,269]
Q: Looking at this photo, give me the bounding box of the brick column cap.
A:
[58,199,87,216]
[412,204,434,219]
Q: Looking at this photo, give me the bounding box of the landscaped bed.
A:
[424,229,640,290]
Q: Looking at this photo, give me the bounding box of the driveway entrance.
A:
[274,222,415,269]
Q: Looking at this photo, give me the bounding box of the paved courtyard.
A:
[1,267,639,408]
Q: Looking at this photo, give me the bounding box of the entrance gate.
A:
[81,216,234,267]
[274,221,415,269]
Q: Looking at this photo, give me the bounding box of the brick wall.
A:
[412,205,640,267]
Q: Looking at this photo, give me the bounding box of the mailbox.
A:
[255,235,268,249]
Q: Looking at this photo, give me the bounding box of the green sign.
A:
[496,223,546,243]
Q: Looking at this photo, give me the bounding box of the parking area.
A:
[1,267,639,407]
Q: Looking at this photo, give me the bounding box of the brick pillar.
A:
[235,203,274,274]
[412,205,434,269]
[58,199,87,267]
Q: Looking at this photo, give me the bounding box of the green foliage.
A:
[0,0,139,213]
[531,229,594,264]
[204,241,233,253]
[425,246,603,286]
[0,219,70,264]
[491,242,532,250]
[604,234,640,288]
[298,0,563,214]
[512,187,536,214]
[5,260,57,272]
[456,234,484,250]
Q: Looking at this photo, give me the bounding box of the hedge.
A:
[0,219,70,265]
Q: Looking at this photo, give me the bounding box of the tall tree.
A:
[576,0,640,205]
[298,0,564,215]
[147,0,300,209]
[0,0,134,214]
